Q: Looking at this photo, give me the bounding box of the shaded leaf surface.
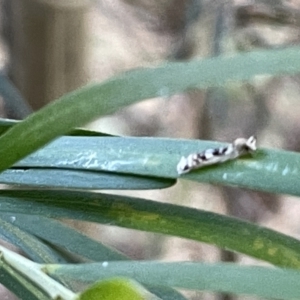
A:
[0,167,175,190]
[0,214,127,262]
[47,261,300,300]
[0,216,66,264]
[0,190,300,268]
[0,214,185,299]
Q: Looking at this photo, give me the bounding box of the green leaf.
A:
[15,136,300,196]
[0,118,113,137]
[1,190,300,268]
[46,261,300,300]
[0,245,76,300]
[0,261,51,300]
[0,216,66,264]
[0,214,127,261]
[144,287,186,300]
[1,46,300,170]
[1,168,175,190]
[0,214,185,299]
[79,278,158,300]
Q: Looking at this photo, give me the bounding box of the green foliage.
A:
[0,46,300,299]
[48,262,300,299]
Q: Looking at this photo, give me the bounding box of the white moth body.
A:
[177,136,256,175]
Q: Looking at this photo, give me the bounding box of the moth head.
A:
[177,156,190,175]
[233,136,257,153]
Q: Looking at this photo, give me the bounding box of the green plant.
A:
[0,46,300,299]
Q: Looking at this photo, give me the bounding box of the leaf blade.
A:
[0,190,300,268]
[15,136,300,196]
[1,168,175,190]
[1,46,300,170]
[0,214,127,262]
[0,216,66,264]
[46,261,300,300]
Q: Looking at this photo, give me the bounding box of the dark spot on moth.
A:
[240,144,253,152]
[212,149,219,155]
[212,147,227,156]
[182,165,189,171]
[197,153,208,161]
[221,147,228,154]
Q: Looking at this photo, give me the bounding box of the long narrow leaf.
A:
[1,168,175,190]
[14,136,300,196]
[0,217,66,264]
[0,214,186,299]
[0,214,127,261]
[45,261,300,300]
[0,262,50,300]
[0,190,300,268]
[0,246,75,299]
[1,46,300,170]
[0,118,112,137]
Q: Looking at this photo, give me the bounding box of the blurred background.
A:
[1,0,300,299]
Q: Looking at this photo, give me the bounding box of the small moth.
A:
[177,136,256,175]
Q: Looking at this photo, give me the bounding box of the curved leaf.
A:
[0,190,300,268]
[0,214,185,299]
[0,118,112,137]
[1,46,300,170]
[0,216,66,264]
[0,214,127,262]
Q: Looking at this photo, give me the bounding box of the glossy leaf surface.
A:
[1,46,300,170]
